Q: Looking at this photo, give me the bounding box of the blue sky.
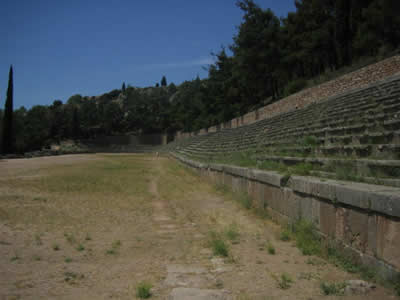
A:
[0,0,296,109]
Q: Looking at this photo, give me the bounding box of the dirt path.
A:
[0,154,397,299]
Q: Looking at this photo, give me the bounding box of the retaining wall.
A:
[174,54,400,141]
[172,154,400,280]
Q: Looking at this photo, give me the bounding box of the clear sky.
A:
[0,0,296,109]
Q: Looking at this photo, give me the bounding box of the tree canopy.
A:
[3,0,399,154]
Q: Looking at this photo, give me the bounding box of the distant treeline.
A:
[1,0,399,154]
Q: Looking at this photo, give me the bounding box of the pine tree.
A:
[2,66,14,154]
[161,76,167,87]
[122,82,126,93]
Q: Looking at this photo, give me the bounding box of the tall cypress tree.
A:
[2,65,14,154]
[161,76,167,87]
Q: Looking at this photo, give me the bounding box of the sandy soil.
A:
[0,154,397,299]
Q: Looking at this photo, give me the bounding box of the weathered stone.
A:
[376,216,400,269]
[299,194,320,227]
[344,209,369,252]
[210,164,224,172]
[168,287,231,300]
[344,280,376,295]
[223,165,248,178]
[366,214,378,256]
[320,201,336,237]
[166,264,206,274]
[284,188,301,220]
[249,169,283,187]
[289,176,336,202]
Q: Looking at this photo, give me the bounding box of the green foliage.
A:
[283,78,307,97]
[238,193,252,210]
[225,223,240,242]
[395,275,400,296]
[7,0,400,154]
[209,231,229,257]
[320,282,346,295]
[160,76,167,87]
[292,220,321,256]
[280,228,292,241]
[136,282,152,299]
[302,136,318,147]
[2,66,14,154]
[277,273,293,289]
[267,243,276,255]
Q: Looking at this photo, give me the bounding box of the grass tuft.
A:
[320,281,346,295]
[267,243,276,255]
[279,227,292,241]
[292,220,321,256]
[106,240,122,255]
[136,281,152,298]
[225,223,240,242]
[209,231,229,257]
[277,273,293,289]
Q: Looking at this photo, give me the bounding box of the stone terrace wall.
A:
[174,55,400,140]
[173,153,400,281]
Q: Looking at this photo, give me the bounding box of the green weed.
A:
[280,227,292,241]
[238,193,252,210]
[76,244,85,251]
[209,231,229,257]
[10,254,20,262]
[53,244,60,251]
[292,163,314,176]
[35,234,42,246]
[267,243,276,255]
[64,233,75,244]
[225,223,240,242]
[292,220,321,256]
[277,273,293,290]
[106,240,122,255]
[136,281,152,298]
[320,281,346,295]
[394,275,400,296]
[64,271,84,283]
[33,255,41,261]
[302,136,319,147]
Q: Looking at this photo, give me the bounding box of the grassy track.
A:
[0,154,397,299]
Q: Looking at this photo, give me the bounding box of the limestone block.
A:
[320,201,336,237]
[289,176,336,201]
[284,188,301,220]
[377,216,400,269]
[249,169,283,187]
[344,209,369,252]
[231,176,240,193]
[367,214,378,256]
[223,173,233,188]
[299,194,320,228]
